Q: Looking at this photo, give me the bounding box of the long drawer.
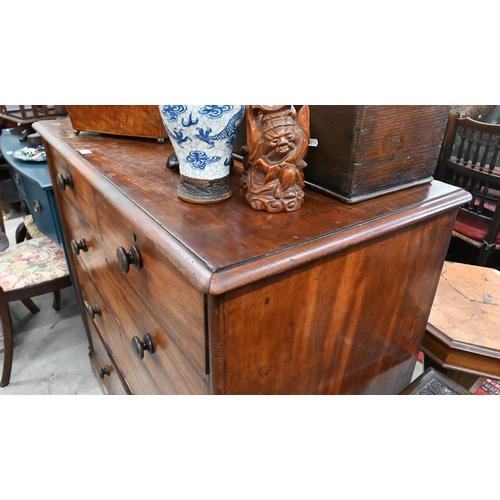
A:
[78,268,162,394]
[95,191,208,379]
[87,321,129,395]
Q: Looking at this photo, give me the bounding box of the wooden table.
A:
[422,261,500,387]
[0,128,63,243]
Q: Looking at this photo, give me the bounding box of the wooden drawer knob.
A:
[98,365,110,379]
[116,245,142,274]
[71,238,88,255]
[85,302,101,319]
[131,334,155,360]
[56,172,74,191]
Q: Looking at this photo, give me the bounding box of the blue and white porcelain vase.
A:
[159,105,245,204]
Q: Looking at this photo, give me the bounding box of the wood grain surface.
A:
[304,105,450,202]
[428,261,500,350]
[422,261,500,380]
[66,105,168,140]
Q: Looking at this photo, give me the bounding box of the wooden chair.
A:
[0,105,67,140]
[0,105,67,124]
[436,114,500,266]
[0,235,72,387]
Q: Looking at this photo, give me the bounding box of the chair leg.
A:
[0,294,14,387]
[15,222,28,244]
[21,298,40,314]
[52,290,61,311]
[477,244,494,267]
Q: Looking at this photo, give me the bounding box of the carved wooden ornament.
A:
[240,105,310,212]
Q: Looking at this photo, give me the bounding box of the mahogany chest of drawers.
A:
[34,118,469,395]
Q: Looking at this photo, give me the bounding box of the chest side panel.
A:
[215,210,457,395]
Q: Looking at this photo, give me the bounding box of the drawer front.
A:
[21,176,59,242]
[58,188,106,277]
[49,147,101,234]
[11,169,27,199]
[88,323,128,395]
[95,188,208,379]
[78,269,162,395]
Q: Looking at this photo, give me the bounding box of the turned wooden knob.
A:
[116,245,142,274]
[98,365,110,379]
[85,302,101,319]
[131,334,155,360]
[71,238,88,255]
[56,172,74,191]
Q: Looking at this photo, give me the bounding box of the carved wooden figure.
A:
[240,105,310,212]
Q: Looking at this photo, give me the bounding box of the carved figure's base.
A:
[244,189,305,213]
[178,175,233,204]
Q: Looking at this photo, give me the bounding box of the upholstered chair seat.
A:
[0,236,72,387]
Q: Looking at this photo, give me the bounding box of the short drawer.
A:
[57,188,106,277]
[48,146,101,235]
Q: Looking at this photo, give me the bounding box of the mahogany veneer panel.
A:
[211,211,459,394]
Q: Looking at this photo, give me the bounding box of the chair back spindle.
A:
[437,114,500,266]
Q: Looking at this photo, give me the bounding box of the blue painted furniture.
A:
[0,128,62,243]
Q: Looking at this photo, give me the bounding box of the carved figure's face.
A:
[263,125,296,158]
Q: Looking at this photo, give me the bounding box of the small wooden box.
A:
[304,105,451,203]
[66,105,168,142]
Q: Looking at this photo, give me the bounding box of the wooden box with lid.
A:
[34,117,468,395]
[304,105,450,203]
[66,105,168,142]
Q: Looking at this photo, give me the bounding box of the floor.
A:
[0,207,102,395]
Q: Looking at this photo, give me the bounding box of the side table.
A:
[421,261,500,389]
[0,128,63,243]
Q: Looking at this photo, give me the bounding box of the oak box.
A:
[303,105,451,203]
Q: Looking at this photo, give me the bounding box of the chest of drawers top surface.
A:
[35,118,468,294]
